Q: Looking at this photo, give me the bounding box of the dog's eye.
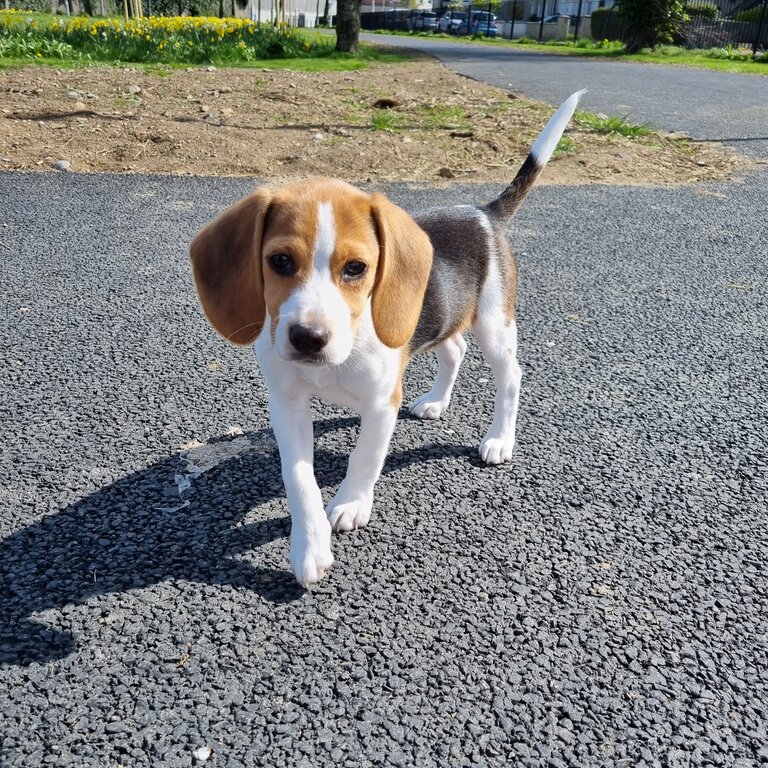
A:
[343,260,367,279]
[269,253,295,276]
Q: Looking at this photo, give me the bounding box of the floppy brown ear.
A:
[189,190,271,346]
[370,193,433,349]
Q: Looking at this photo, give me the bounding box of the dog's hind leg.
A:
[472,257,522,465]
[409,332,467,420]
[473,316,522,465]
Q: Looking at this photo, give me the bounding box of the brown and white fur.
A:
[190,90,585,586]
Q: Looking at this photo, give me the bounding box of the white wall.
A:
[554,0,614,15]
[247,0,336,25]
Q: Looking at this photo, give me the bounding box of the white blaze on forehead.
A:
[270,197,353,365]
[313,201,336,272]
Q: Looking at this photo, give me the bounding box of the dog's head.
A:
[189,178,433,365]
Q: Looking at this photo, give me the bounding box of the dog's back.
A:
[411,206,514,353]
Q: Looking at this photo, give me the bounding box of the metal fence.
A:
[361,7,497,32]
[360,9,415,31]
[681,0,768,51]
[593,0,768,52]
[364,1,768,51]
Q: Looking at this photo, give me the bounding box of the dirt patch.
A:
[0,58,742,185]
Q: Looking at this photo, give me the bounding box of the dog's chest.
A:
[296,364,338,391]
[297,367,363,408]
[296,347,397,410]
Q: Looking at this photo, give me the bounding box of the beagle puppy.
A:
[190,90,584,586]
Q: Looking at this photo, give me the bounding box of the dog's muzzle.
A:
[288,323,330,360]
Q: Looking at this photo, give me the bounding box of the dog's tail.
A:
[484,89,586,221]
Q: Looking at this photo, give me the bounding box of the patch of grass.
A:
[369,27,768,75]
[555,135,575,153]
[668,136,696,156]
[575,110,652,138]
[344,111,366,126]
[502,37,768,75]
[366,101,471,133]
[144,63,174,76]
[371,110,401,131]
[417,103,469,129]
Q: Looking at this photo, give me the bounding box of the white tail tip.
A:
[531,89,587,167]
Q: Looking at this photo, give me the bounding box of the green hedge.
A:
[735,4,767,22]
[590,7,625,40]
[8,0,58,12]
[685,2,719,19]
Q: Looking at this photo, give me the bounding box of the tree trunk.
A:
[335,0,360,52]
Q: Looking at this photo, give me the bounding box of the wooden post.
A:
[753,0,768,55]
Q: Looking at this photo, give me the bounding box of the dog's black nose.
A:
[289,324,329,355]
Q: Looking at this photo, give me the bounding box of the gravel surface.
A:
[2,168,768,766]
[363,34,768,160]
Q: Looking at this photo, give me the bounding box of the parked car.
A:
[438,11,468,34]
[466,10,497,36]
[408,11,438,31]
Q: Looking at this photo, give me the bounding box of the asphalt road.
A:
[364,33,768,158]
[2,160,767,765]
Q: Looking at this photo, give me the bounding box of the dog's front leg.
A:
[326,402,398,532]
[269,395,333,587]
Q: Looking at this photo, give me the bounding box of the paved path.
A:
[2,166,767,766]
[364,33,768,158]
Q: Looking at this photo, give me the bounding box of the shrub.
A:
[0,32,76,57]
[6,0,59,12]
[252,23,304,57]
[705,43,755,59]
[590,7,626,41]
[685,2,719,19]
[616,0,687,51]
[736,4,767,22]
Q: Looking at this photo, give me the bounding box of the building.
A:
[245,0,337,25]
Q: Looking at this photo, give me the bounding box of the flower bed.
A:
[0,10,323,63]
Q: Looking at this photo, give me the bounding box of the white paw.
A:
[326,493,373,532]
[409,393,449,420]
[479,435,515,465]
[289,520,334,587]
